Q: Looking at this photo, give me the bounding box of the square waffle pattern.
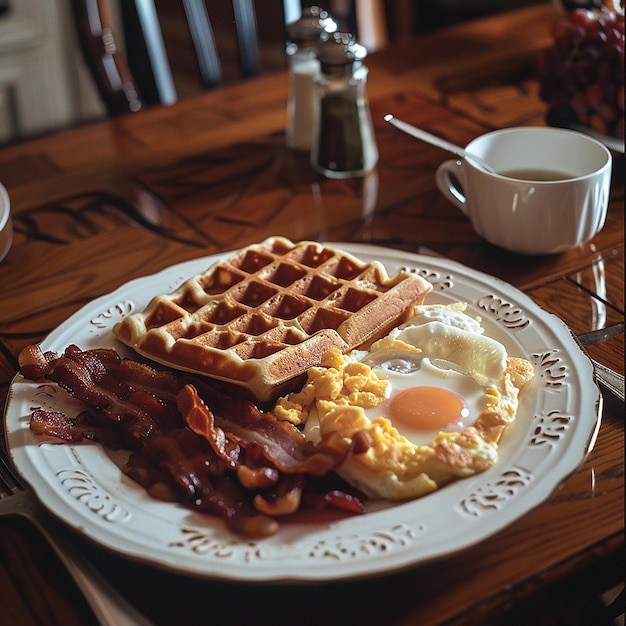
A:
[113,238,433,403]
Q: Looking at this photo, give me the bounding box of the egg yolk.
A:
[388,386,469,430]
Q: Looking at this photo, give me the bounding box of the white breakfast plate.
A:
[3,243,602,582]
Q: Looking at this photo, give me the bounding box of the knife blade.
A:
[576,323,624,345]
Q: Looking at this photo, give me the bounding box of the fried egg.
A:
[363,354,488,446]
[272,302,534,501]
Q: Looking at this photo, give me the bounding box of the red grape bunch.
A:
[537,6,624,140]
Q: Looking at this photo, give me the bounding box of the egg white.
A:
[380,303,508,385]
[365,355,488,446]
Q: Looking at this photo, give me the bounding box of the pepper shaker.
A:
[285,6,337,152]
[310,33,378,179]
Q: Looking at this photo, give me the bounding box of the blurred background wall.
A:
[0,0,105,144]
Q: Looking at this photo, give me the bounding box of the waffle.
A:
[113,238,433,403]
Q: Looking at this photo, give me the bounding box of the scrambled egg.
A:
[272,303,535,501]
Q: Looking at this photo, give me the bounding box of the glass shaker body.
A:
[311,64,378,179]
[286,45,320,151]
[285,6,337,152]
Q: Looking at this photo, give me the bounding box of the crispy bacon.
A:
[29,409,123,448]
[178,384,241,469]
[124,442,280,538]
[20,345,165,441]
[302,488,367,514]
[180,383,353,476]
[18,344,366,537]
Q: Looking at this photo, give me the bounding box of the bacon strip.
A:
[184,381,353,475]
[30,409,121,450]
[124,440,280,539]
[178,384,241,469]
[20,345,164,441]
[18,344,366,537]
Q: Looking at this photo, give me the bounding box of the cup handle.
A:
[435,159,468,215]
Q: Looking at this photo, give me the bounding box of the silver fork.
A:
[0,447,154,626]
[590,359,625,403]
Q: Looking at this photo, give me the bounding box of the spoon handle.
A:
[384,115,496,173]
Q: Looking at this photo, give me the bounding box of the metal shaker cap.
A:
[317,32,367,75]
[286,6,338,46]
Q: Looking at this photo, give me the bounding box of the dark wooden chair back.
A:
[72,1,387,117]
[72,0,287,116]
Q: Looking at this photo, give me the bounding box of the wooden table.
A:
[1,4,623,625]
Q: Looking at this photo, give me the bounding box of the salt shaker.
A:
[310,33,378,179]
[285,6,337,151]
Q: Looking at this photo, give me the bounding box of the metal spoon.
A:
[384,114,497,173]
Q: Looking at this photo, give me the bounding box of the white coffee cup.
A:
[435,127,612,255]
